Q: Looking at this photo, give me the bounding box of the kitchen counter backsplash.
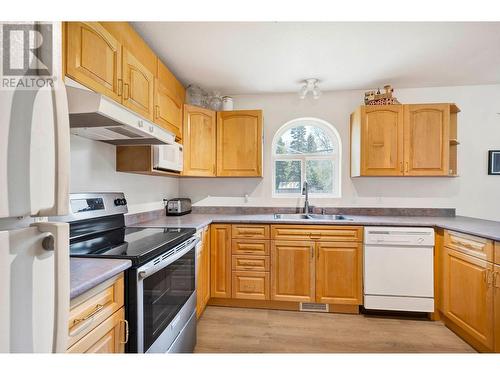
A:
[188,206,456,217]
[125,207,455,226]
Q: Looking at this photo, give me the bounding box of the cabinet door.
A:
[361,105,404,176]
[271,241,315,302]
[154,78,183,140]
[217,110,263,177]
[183,105,216,176]
[315,242,362,305]
[210,224,232,299]
[122,47,154,121]
[443,247,494,350]
[66,22,122,102]
[404,104,450,175]
[494,264,500,353]
[202,226,211,307]
[67,308,126,353]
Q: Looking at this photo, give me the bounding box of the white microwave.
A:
[153,143,183,172]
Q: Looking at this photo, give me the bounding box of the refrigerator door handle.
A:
[31,221,70,353]
[37,82,70,217]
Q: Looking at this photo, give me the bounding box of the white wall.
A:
[180,84,500,221]
[70,135,179,214]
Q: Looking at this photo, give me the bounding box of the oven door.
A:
[136,237,197,353]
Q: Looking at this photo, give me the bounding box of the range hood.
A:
[66,79,175,145]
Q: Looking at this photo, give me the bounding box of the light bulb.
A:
[298,85,308,99]
[312,85,322,99]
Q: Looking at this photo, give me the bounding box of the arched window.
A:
[272,118,341,197]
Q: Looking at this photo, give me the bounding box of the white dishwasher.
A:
[363,227,435,312]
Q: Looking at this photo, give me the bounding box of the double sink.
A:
[273,213,353,221]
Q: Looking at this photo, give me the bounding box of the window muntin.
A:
[272,118,341,197]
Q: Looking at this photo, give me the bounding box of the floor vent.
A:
[300,303,329,313]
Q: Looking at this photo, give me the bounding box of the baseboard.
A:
[208,298,359,315]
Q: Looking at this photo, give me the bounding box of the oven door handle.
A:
[138,237,199,280]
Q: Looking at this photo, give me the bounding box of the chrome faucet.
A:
[302,180,310,214]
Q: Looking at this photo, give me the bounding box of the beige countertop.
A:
[132,213,500,241]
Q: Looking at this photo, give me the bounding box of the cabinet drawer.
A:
[67,274,124,348]
[271,225,363,242]
[444,230,494,262]
[232,271,270,300]
[67,307,126,353]
[232,255,270,271]
[232,224,270,239]
[232,239,270,255]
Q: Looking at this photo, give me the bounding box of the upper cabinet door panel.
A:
[122,48,154,121]
[66,22,122,102]
[361,105,404,176]
[217,110,263,177]
[404,104,450,175]
[154,78,183,140]
[183,105,216,176]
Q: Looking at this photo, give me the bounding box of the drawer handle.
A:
[120,319,129,344]
[73,304,104,325]
[453,239,482,251]
[494,271,500,289]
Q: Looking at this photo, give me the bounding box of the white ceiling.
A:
[132,22,500,95]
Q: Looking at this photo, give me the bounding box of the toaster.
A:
[165,198,192,216]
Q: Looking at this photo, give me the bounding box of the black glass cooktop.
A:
[70,226,196,266]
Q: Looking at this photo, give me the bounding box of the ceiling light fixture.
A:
[299,78,321,100]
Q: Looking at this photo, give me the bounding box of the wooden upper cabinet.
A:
[122,48,155,121]
[351,103,459,177]
[271,240,315,302]
[442,247,494,351]
[216,110,263,177]
[65,22,122,102]
[360,105,404,176]
[404,104,450,175]
[183,105,217,176]
[154,60,185,140]
[210,224,232,299]
[315,242,363,305]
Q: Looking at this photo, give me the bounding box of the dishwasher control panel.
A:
[364,227,435,246]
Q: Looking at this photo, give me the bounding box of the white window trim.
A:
[271,117,342,198]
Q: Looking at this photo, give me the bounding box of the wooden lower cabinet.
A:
[67,274,127,353]
[67,308,126,353]
[232,271,270,300]
[197,226,211,318]
[271,241,315,302]
[442,247,494,351]
[315,242,363,305]
[495,264,500,352]
[210,224,232,298]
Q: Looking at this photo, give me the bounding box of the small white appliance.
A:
[0,22,70,352]
[363,227,435,312]
[153,143,183,172]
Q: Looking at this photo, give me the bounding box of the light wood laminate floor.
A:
[195,306,475,353]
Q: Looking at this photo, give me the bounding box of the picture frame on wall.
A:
[488,150,500,175]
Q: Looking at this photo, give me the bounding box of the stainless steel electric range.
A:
[58,192,198,353]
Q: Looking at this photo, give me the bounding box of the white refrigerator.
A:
[0,22,71,353]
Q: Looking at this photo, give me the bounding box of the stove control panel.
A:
[57,192,129,222]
